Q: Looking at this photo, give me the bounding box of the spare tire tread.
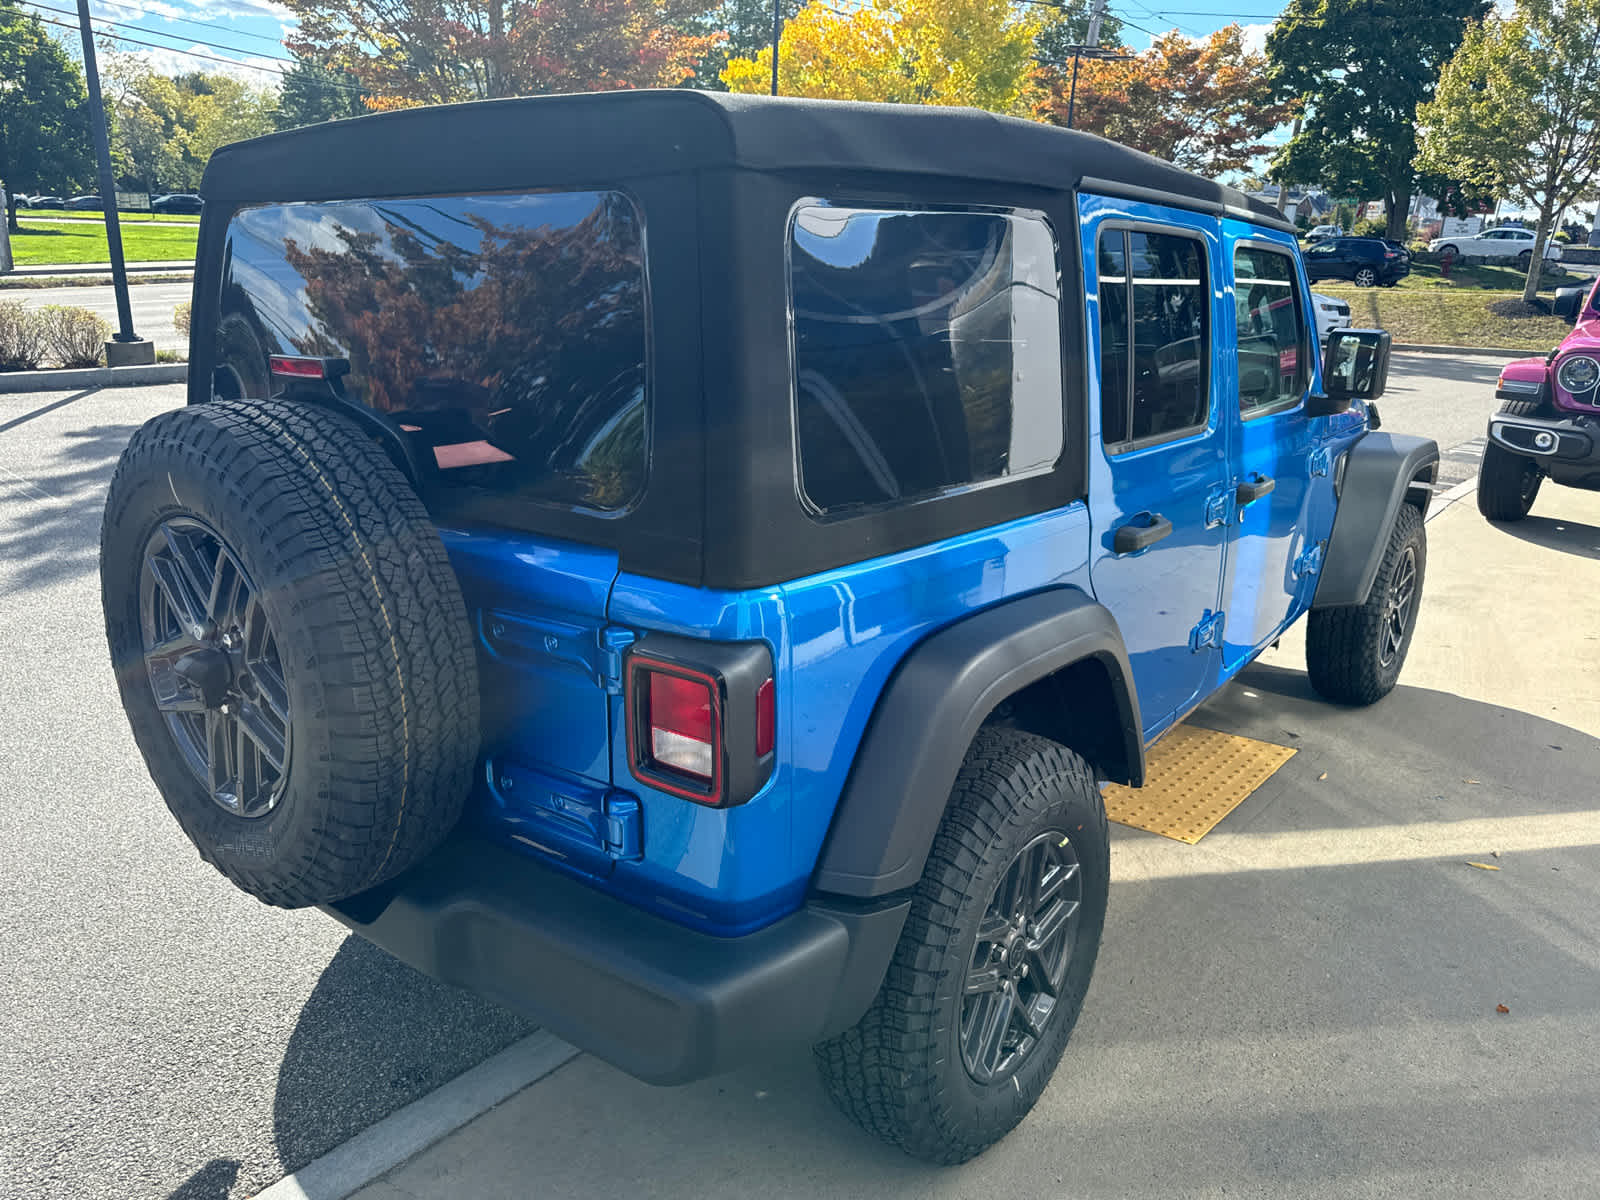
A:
[102,400,479,907]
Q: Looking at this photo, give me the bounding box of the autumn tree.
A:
[721,0,1040,114]
[0,0,93,232]
[285,0,718,109]
[1266,0,1488,240]
[1417,0,1600,302]
[1038,27,1294,177]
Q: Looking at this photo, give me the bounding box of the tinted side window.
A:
[1234,245,1308,416]
[219,191,647,513]
[790,205,1064,516]
[1096,228,1209,449]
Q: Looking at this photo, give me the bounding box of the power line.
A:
[94,0,291,47]
[20,0,299,65]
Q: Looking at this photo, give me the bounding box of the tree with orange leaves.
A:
[1037,26,1294,177]
[285,0,721,110]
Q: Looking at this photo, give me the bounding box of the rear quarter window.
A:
[215,190,648,513]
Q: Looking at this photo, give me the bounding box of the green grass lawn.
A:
[20,208,201,224]
[10,220,198,265]
[1315,286,1571,350]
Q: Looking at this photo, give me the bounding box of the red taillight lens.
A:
[648,670,715,781]
[269,355,326,378]
[756,677,775,758]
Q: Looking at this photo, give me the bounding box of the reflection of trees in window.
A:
[276,192,647,511]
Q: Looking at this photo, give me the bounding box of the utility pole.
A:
[76,0,153,365]
[771,0,782,96]
[1061,0,1130,131]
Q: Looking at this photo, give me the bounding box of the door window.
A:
[1097,228,1209,450]
[1234,245,1309,416]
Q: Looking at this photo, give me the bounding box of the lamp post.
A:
[1057,45,1134,130]
[770,0,782,95]
[75,0,154,365]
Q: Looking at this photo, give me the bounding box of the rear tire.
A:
[815,728,1108,1164]
[1354,267,1378,287]
[101,400,480,907]
[1306,503,1426,706]
[1477,441,1543,521]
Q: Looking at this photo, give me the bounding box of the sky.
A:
[25,0,1280,90]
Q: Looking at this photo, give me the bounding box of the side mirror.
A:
[1553,286,1585,323]
[1315,328,1392,416]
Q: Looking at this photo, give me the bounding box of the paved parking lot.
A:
[3,356,1597,1199]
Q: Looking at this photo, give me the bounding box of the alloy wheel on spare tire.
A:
[1354,266,1378,287]
[815,728,1109,1164]
[101,400,480,907]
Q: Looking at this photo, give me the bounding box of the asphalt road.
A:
[0,354,1548,1199]
[0,384,530,1200]
[8,282,192,354]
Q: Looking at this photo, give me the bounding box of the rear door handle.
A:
[1236,476,1275,506]
[1113,514,1174,554]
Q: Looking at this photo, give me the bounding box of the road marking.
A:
[1426,474,1479,523]
[254,1029,579,1200]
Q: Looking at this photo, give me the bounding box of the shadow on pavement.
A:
[354,676,1600,1199]
[0,421,139,590]
[1489,513,1600,560]
[271,934,532,1174]
[164,1159,239,1200]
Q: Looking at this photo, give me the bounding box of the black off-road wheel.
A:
[101,400,480,907]
[1477,442,1544,521]
[815,728,1109,1164]
[1306,502,1426,706]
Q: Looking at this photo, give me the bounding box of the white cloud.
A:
[99,0,294,25]
[1236,21,1274,56]
[121,43,285,88]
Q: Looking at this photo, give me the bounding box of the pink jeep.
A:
[1480,275,1600,519]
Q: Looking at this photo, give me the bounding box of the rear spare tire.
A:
[101,400,480,907]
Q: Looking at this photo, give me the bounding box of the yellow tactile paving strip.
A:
[1103,725,1296,844]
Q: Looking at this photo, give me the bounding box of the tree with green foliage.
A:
[679,0,803,90]
[274,58,367,130]
[1417,0,1600,302]
[1266,0,1488,240]
[0,0,94,233]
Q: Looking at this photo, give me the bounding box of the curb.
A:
[0,363,186,392]
[1391,343,1539,357]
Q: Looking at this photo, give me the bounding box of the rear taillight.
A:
[648,669,716,781]
[625,640,775,808]
[269,355,326,378]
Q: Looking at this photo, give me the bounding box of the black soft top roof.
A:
[202,89,1292,232]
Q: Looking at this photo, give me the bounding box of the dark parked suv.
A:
[1303,236,1412,287]
[100,91,1436,1163]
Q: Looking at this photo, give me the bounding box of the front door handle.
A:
[1113,513,1174,554]
[1236,476,1276,506]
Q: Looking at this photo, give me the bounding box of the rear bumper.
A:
[1488,411,1600,466]
[322,835,909,1084]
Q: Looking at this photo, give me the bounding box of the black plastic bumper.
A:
[1489,411,1600,465]
[322,836,910,1085]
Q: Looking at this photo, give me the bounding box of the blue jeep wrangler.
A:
[101,92,1438,1162]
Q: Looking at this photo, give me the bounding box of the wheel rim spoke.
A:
[235,699,287,774]
[965,965,1003,996]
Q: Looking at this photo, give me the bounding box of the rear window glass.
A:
[217,190,647,513]
[789,204,1064,516]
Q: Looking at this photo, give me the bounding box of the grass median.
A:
[18,208,201,224]
[9,220,198,266]
[1316,285,1572,350]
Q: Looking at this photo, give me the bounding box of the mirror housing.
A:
[1320,328,1393,411]
[1553,286,1585,323]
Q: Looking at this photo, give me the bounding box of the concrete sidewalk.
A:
[335,487,1600,1200]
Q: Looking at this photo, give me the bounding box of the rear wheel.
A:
[1518,249,1533,268]
[815,728,1108,1164]
[1354,266,1378,287]
[1477,441,1543,521]
[1437,244,1459,259]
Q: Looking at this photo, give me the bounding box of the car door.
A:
[1082,198,1229,738]
[1221,229,1329,668]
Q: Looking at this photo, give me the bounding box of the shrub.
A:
[174,300,191,338]
[1353,217,1389,238]
[1407,239,1430,256]
[36,305,110,368]
[0,301,46,370]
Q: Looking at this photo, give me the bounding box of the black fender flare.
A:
[810,588,1143,900]
[1313,432,1440,609]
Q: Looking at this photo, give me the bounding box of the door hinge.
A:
[1294,541,1326,580]
[1310,447,1332,477]
[1189,609,1225,652]
[1204,487,1231,529]
[598,625,635,693]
